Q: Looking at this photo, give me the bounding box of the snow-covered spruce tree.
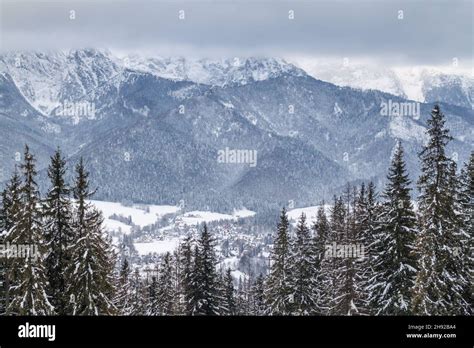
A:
[312,203,331,314]
[66,158,116,315]
[157,252,175,315]
[336,186,365,316]
[368,141,417,315]
[176,235,194,315]
[289,213,317,315]
[265,208,292,315]
[411,105,469,315]
[250,274,266,315]
[191,224,220,315]
[146,275,159,316]
[0,167,22,314]
[221,268,236,315]
[43,148,74,315]
[325,196,347,315]
[459,152,474,313]
[6,145,54,315]
[129,268,145,315]
[357,182,380,315]
[115,258,133,315]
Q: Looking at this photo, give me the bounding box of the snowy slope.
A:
[293,58,473,108]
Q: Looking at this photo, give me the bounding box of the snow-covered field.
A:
[134,238,181,256]
[287,205,331,226]
[180,209,255,225]
[89,200,180,234]
[89,200,256,256]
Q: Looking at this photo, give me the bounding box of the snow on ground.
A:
[89,200,180,234]
[103,219,132,234]
[180,209,255,225]
[134,238,181,256]
[287,205,332,226]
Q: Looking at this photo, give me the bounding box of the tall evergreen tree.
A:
[357,182,379,315]
[312,203,331,314]
[250,274,266,315]
[326,196,347,315]
[458,152,473,314]
[191,224,220,315]
[115,258,133,315]
[129,268,145,315]
[265,208,292,315]
[66,158,116,315]
[0,168,21,314]
[6,145,54,315]
[221,268,236,315]
[177,235,194,315]
[411,105,469,315]
[43,148,74,314]
[157,252,175,315]
[368,141,417,315]
[289,213,317,314]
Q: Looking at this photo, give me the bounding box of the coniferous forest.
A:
[0,105,472,316]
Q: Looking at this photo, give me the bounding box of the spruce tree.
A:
[157,252,175,315]
[43,148,74,314]
[7,145,54,315]
[221,268,236,315]
[191,224,220,315]
[326,196,347,315]
[265,208,292,315]
[0,168,21,314]
[250,274,266,315]
[289,213,317,315]
[458,153,473,314]
[66,158,116,315]
[177,235,194,315]
[411,105,469,315]
[357,182,379,315]
[312,204,331,314]
[115,258,133,315]
[368,141,417,315]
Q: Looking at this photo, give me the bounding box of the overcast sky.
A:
[0,0,472,68]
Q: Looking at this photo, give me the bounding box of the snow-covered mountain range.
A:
[0,49,472,211]
[295,58,473,109]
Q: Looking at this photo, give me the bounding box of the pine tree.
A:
[6,145,54,315]
[191,224,220,315]
[177,235,194,315]
[66,158,116,315]
[289,213,317,315]
[157,252,175,315]
[357,182,379,315]
[326,196,347,315]
[146,275,159,315]
[221,268,236,315]
[336,186,363,315]
[411,105,469,315]
[250,274,266,315]
[368,141,417,315]
[115,258,133,315]
[43,148,74,314]
[0,168,21,314]
[458,152,473,314]
[129,268,145,315]
[312,203,331,314]
[265,208,292,315]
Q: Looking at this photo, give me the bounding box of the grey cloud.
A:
[0,0,472,66]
